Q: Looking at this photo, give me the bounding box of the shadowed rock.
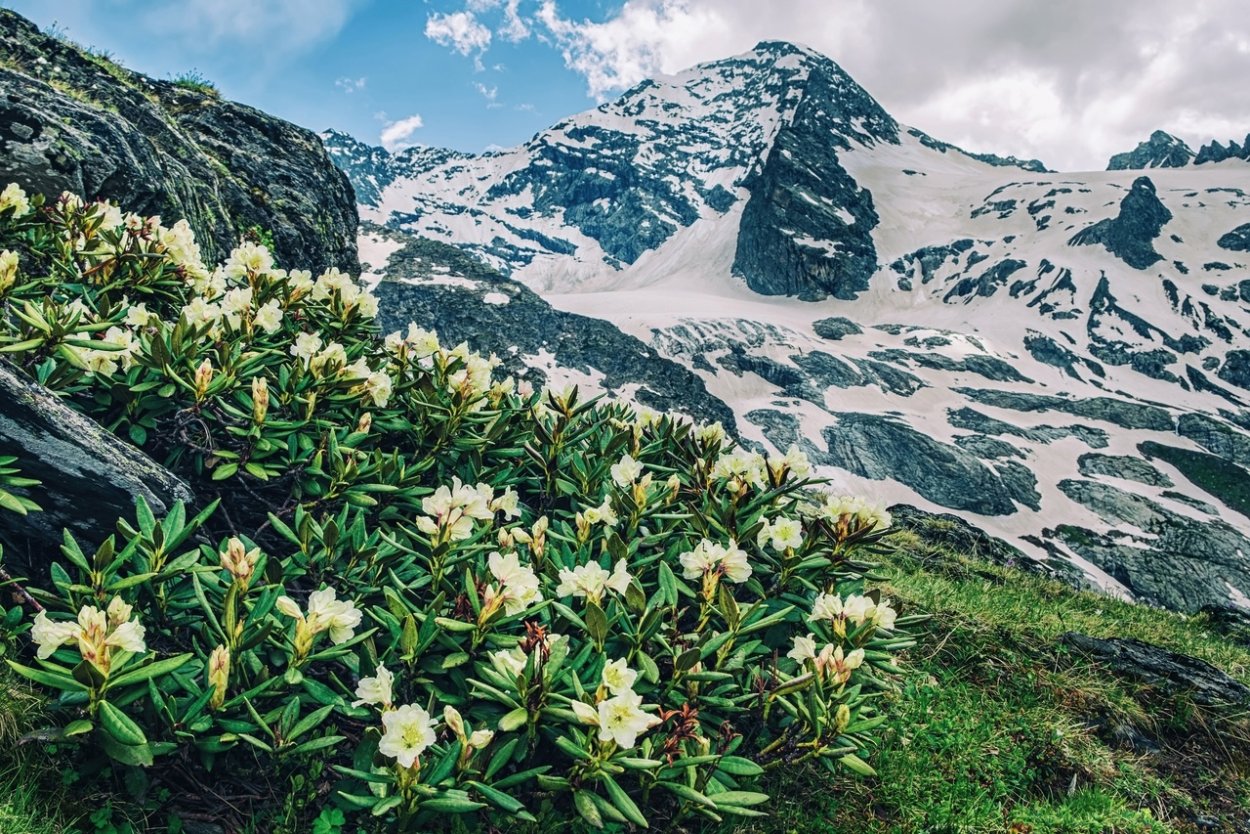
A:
[0,361,193,549]
[1062,633,1250,704]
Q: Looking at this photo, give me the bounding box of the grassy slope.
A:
[2,517,1248,833]
[733,518,1250,834]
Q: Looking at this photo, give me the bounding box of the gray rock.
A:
[811,316,862,340]
[1069,176,1172,270]
[1077,453,1173,487]
[0,9,357,273]
[1054,479,1250,612]
[1105,131,1195,170]
[947,407,1109,448]
[732,53,895,298]
[1177,413,1250,468]
[1218,350,1250,391]
[820,413,1018,516]
[1216,223,1250,252]
[372,234,735,430]
[0,361,193,550]
[955,387,1175,431]
[1061,633,1249,704]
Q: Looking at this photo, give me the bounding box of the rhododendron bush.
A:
[0,187,915,831]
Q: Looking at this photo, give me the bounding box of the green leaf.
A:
[710,790,771,808]
[573,790,604,829]
[716,755,764,777]
[601,774,647,828]
[106,653,193,691]
[99,701,148,747]
[6,660,88,692]
[839,753,877,777]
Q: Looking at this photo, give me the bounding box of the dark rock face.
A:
[1077,453,1172,487]
[1217,223,1250,252]
[1055,479,1250,612]
[1219,351,1250,391]
[0,362,193,550]
[811,316,862,340]
[1194,135,1250,165]
[732,60,895,298]
[819,413,1018,516]
[1069,176,1172,269]
[955,388,1174,432]
[1177,413,1250,468]
[0,9,358,273]
[1106,130,1195,170]
[371,233,735,430]
[1061,633,1249,704]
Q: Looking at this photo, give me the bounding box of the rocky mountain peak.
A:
[1195,134,1250,165]
[1107,130,1194,170]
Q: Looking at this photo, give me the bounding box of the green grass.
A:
[0,672,70,834]
[714,521,1250,834]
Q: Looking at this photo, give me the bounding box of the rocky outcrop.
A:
[1217,223,1250,252]
[1054,479,1250,612]
[732,53,894,299]
[371,232,736,429]
[907,129,1049,172]
[1177,413,1250,468]
[0,361,192,550]
[1061,633,1250,704]
[1068,176,1172,269]
[1106,131,1194,170]
[1194,135,1250,166]
[0,9,357,273]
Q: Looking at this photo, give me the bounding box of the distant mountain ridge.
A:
[329,41,1250,614]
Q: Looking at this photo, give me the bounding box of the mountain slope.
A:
[329,43,1250,613]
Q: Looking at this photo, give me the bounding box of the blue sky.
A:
[4,1,1249,170]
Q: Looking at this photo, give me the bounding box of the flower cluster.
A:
[571,659,662,749]
[31,597,145,673]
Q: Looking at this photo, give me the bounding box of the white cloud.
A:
[530,0,1250,171]
[335,76,367,94]
[380,114,425,152]
[425,10,493,56]
[474,82,500,106]
[141,0,362,54]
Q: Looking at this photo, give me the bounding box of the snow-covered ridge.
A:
[330,42,1250,614]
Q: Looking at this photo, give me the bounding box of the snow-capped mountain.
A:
[326,41,1250,614]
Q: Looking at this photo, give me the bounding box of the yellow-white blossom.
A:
[0,182,31,217]
[484,551,542,616]
[711,447,768,492]
[418,477,495,541]
[224,241,274,278]
[600,657,637,695]
[353,663,394,708]
[596,689,661,749]
[556,559,631,604]
[678,539,752,584]
[695,421,726,446]
[610,453,643,488]
[253,299,284,334]
[289,331,323,364]
[0,249,17,294]
[756,517,804,552]
[378,703,436,768]
[277,586,362,645]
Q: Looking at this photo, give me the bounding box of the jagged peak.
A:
[1107,130,1194,170]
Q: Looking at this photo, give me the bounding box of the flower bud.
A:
[467,729,494,749]
[0,249,18,295]
[835,703,851,734]
[251,376,269,424]
[194,358,214,401]
[443,705,465,740]
[356,411,372,434]
[106,596,132,628]
[220,537,259,586]
[208,645,230,709]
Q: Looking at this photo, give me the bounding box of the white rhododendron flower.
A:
[490,487,521,519]
[695,421,726,445]
[787,634,864,683]
[769,445,812,481]
[358,370,393,407]
[580,498,618,528]
[182,297,222,328]
[418,477,496,541]
[679,539,752,584]
[289,331,323,364]
[277,586,362,644]
[596,688,661,749]
[556,559,631,604]
[378,703,437,768]
[812,493,892,532]
[711,447,768,491]
[353,663,394,708]
[224,241,273,278]
[123,300,156,328]
[0,249,18,293]
[30,611,80,660]
[600,658,638,695]
[484,551,542,616]
[490,645,529,679]
[610,453,643,488]
[809,592,889,629]
[0,182,31,216]
[310,341,347,375]
[253,299,284,334]
[757,517,804,552]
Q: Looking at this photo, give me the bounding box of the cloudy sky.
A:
[6,0,1249,170]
